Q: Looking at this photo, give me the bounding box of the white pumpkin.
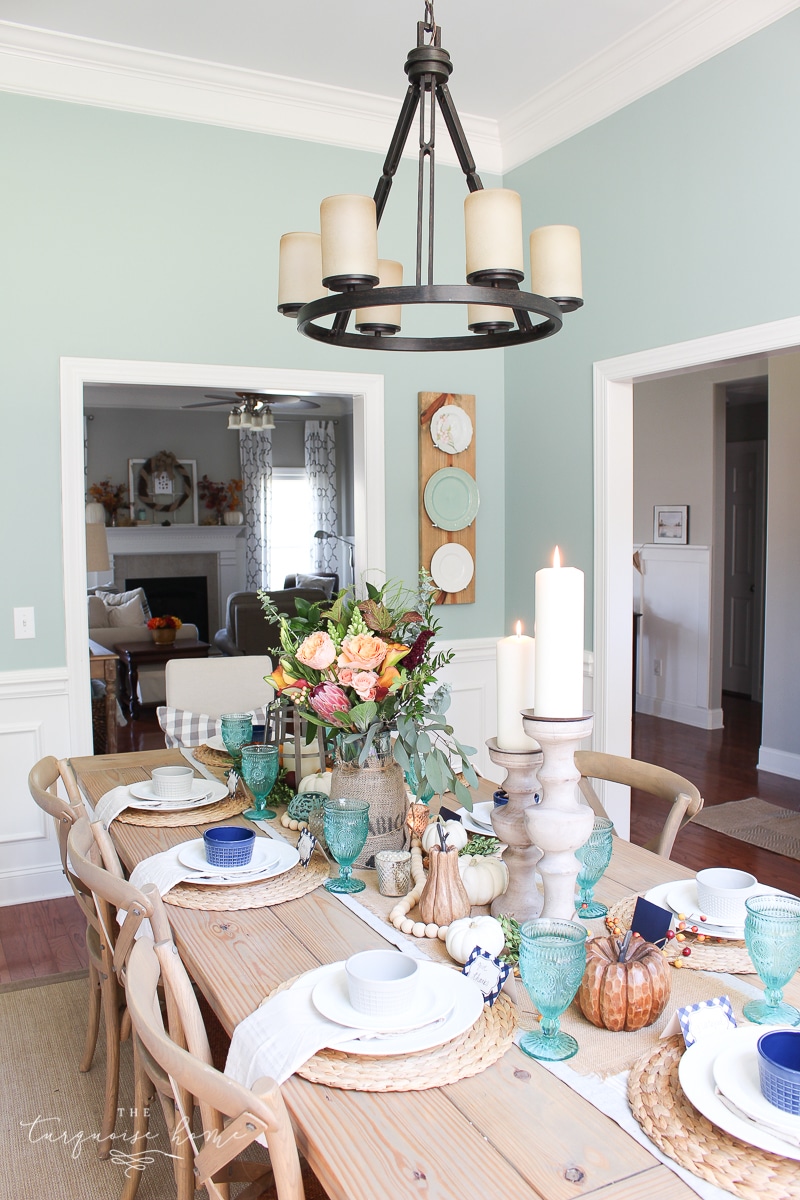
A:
[458,854,509,905]
[445,915,506,964]
[421,819,469,854]
[297,770,332,796]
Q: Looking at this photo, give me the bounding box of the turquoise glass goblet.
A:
[323,798,370,894]
[240,744,280,821]
[575,816,614,918]
[743,893,800,1026]
[518,918,588,1062]
[220,712,253,773]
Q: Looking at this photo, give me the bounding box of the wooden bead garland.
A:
[388,836,450,941]
[280,812,308,832]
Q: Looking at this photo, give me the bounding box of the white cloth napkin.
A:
[225,973,372,1087]
[91,785,136,830]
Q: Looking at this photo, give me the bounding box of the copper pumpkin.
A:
[577,936,671,1032]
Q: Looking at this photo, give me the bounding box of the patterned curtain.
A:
[239,428,273,589]
[305,420,338,575]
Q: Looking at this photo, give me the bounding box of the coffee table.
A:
[113,637,210,719]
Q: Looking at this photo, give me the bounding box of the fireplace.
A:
[127,575,209,643]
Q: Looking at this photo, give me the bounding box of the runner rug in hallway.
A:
[693,797,800,861]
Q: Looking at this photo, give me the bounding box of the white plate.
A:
[298,961,484,1057]
[178,837,280,879]
[126,779,228,810]
[430,405,473,454]
[714,1031,800,1141]
[312,967,454,1033]
[679,1025,800,1161]
[643,881,744,940]
[430,544,474,594]
[176,836,299,885]
[456,807,496,837]
[461,800,495,833]
[204,734,228,753]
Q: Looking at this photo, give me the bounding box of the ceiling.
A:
[84,383,353,419]
[1,1,795,171]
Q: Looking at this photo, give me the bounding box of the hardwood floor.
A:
[5,696,798,984]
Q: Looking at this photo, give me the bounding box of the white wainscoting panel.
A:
[0,669,73,906]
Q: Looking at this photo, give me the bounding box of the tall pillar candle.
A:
[534,547,584,718]
[496,623,537,751]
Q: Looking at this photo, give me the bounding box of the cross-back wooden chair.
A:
[573,750,704,859]
[125,934,307,1200]
[27,758,128,1159]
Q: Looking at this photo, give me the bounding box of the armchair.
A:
[214,587,326,656]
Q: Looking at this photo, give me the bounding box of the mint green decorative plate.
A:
[423,467,480,531]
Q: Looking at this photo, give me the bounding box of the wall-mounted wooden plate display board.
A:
[418,392,477,605]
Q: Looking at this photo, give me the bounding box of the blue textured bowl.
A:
[203,826,255,869]
[758,1030,800,1114]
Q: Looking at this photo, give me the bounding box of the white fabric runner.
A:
[90,785,135,830]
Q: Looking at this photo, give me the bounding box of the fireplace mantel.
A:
[106,526,244,555]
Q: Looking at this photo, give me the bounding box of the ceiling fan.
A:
[182,390,321,431]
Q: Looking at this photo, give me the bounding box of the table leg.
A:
[103,659,118,754]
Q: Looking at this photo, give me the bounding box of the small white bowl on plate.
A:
[151,765,195,799]
[344,951,418,1019]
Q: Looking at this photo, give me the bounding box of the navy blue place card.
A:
[629,896,673,947]
[297,828,317,867]
[461,948,511,1006]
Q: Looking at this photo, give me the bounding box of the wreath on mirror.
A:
[137,450,193,514]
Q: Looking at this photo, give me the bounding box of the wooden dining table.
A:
[69,747,800,1200]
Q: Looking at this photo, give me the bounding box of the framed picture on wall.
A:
[653,504,688,544]
[128,453,199,525]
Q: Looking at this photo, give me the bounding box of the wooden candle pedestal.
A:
[486,738,544,923]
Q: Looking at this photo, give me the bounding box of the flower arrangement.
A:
[146,615,183,630]
[260,573,478,809]
[88,478,128,515]
[198,476,243,515]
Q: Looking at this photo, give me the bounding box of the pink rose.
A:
[296,631,337,671]
[336,665,357,688]
[351,670,379,702]
[310,681,351,725]
[338,633,387,672]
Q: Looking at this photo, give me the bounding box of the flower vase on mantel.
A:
[328,731,408,869]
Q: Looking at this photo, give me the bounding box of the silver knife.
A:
[714,1088,800,1147]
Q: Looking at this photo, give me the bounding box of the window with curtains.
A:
[268,468,313,589]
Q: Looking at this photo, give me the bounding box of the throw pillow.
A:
[96,587,152,622]
[157,705,270,749]
[107,596,146,627]
[87,595,110,628]
[296,573,335,598]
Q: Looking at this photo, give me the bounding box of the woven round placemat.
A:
[628,1036,800,1197]
[266,973,515,1091]
[193,743,233,768]
[116,791,249,827]
[607,895,754,973]
[164,853,329,911]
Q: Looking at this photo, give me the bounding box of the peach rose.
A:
[351,671,379,702]
[336,665,357,688]
[296,631,337,671]
[338,633,387,672]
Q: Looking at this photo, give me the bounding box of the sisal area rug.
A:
[692,797,800,860]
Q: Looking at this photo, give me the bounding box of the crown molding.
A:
[1,1,797,177]
[0,21,502,174]
[500,0,800,171]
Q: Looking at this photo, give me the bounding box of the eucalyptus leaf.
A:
[392,739,410,772]
[416,731,431,755]
[454,779,473,811]
[348,701,378,732]
[425,752,445,795]
[357,722,378,766]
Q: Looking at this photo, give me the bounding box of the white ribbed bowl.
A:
[345,951,418,1019]
[696,867,758,924]
[151,765,195,800]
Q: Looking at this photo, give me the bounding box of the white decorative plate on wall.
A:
[430,544,475,593]
[430,405,473,454]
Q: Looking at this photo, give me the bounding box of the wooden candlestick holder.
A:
[486,738,544,923]
[520,713,594,921]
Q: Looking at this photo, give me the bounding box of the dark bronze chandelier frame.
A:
[295,4,581,352]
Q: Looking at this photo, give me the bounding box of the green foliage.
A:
[498,914,522,965]
[459,835,501,857]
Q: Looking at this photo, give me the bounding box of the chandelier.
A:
[277,1,583,353]
[225,393,276,432]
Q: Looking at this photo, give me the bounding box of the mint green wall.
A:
[0,93,504,670]
[505,9,800,642]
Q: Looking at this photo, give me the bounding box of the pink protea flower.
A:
[351,670,379,702]
[296,630,337,670]
[310,681,351,725]
[338,633,387,672]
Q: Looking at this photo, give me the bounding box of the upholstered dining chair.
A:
[165,654,274,718]
[125,934,309,1200]
[27,758,126,1158]
[573,750,704,860]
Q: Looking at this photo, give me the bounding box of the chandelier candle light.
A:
[277,1,583,352]
[523,548,594,921]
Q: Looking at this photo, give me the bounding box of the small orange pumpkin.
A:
[577,936,671,1032]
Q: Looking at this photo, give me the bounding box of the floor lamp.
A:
[313,529,355,584]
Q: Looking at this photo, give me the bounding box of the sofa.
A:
[213,587,327,657]
[88,587,199,706]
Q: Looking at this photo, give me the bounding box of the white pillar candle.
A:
[534,547,584,718]
[496,621,537,751]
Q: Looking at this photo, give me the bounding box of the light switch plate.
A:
[14,607,35,639]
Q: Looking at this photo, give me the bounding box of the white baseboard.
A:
[0,863,71,907]
[757,745,800,781]
[635,695,724,730]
